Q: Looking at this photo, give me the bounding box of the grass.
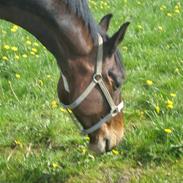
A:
[0,0,183,182]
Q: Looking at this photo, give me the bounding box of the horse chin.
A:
[88,116,125,154]
[88,132,123,154]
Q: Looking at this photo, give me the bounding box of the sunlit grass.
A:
[0,0,183,182]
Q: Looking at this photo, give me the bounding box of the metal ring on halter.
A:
[93,73,102,83]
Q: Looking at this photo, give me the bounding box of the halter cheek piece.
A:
[60,34,124,135]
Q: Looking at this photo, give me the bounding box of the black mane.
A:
[63,0,99,43]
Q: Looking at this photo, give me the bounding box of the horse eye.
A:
[108,70,122,89]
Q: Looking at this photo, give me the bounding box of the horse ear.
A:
[105,22,130,56]
[99,14,113,33]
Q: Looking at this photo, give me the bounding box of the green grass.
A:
[0,0,183,182]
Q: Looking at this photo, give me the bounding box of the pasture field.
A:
[0,0,183,182]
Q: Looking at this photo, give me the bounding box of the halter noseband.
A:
[61,34,124,135]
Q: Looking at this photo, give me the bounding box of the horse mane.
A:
[63,0,99,44]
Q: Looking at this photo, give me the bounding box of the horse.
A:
[0,0,129,154]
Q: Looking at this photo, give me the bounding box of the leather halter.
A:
[61,34,124,135]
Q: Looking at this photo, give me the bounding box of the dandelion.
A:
[174,9,180,14]
[11,25,18,32]
[60,108,67,113]
[146,80,153,86]
[51,100,58,109]
[122,46,128,52]
[85,136,90,142]
[167,13,172,17]
[26,40,32,45]
[30,51,35,55]
[155,105,160,114]
[47,75,51,79]
[52,162,60,169]
[137,1,141,5]
[15,73,21,79]
[160,5,166,11]
[157,26,164,32]
[166,100,174,109]
[33,42,39,47]
[14,140,23,148]
[11,46,18,52]
[3,45,10,50]
[14,55,20,60]
[112,149,119,155]
[170,93,176,97]
[164,128,172,134]
[22,54,28,58]
[32,48,38,53]
[2,56,8,61]
[140,111,144,118]
[137,24,143,31]
[81,147,87,154]
[175,68,179,74]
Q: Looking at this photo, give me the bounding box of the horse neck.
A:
[0,0,94,64]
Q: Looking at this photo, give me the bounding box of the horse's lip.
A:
[105,138,110,152]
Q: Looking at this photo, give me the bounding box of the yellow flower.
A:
[146,80,153,86]
[3,45,10,50]
[158,26,164,32]
[2,56,8,61]
[51,100,58,109]
[38,80,43,87]
[85,136,90,142]
[15,55,20,60]
[122,46,128,52]
[11,25,18,32]
[112,149,119,155]
[26,40,32,45]
[140,111,144,118]
[60,108,67,113]
[137,24,143,30]
[167,13,172,17]
[30,51,35,55]
[166,100,174,109]
[174,9,180,14]
[14,140,23,148]
[15,73,21,79]
[22,54,28,58]
[52,162,60,169]
[155,105,160,114]
[170,93,176,97]
[160,5,166,11]
[11,46,18,52]
[33,42,39,47]
[164,128,172,134]
[47,75,51,79]
[32,48,38,53]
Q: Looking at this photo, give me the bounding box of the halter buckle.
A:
[93,73,102,83]
[111,107,120,117]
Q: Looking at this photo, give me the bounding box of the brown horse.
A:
[0,0,129,153]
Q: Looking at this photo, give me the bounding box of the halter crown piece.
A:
[60,34,124,135]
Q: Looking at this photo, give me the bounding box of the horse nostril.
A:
[105,138,110,152]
